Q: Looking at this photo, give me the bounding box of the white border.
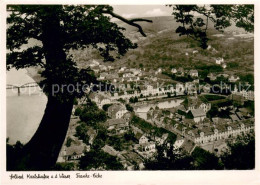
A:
[1,1,260,185]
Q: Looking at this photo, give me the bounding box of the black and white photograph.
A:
[1,1,259,184]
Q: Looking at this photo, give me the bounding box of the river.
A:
[6,68,47,145]
[135,99,184,120]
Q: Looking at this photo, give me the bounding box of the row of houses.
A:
[193,121,254,144]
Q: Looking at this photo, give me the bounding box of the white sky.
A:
[112,5,173,18]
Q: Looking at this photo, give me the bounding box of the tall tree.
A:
[169,5,254,48]
[7,5,152,170]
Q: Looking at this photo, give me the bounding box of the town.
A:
[57,48,254,170]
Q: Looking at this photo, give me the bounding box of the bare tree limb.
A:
[101,10,152,37]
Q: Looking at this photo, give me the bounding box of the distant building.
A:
[108,104,128,119]
[191,109,206,123]
[189,70,198,77]
[216,57,224,65]
[102,145,119,156]
[89,59,100,67]
[199,103,211,113]
[193,50,199,54]
[240,90,254,101]
[89,93,111,109]
[99,72,108,80]
[171,68,177,74]
[99,65,108,71]
[194,122,254,144]
[106,118,129,134]
[139,135,149,144]
[63,145,86,161]
[207,73,217,81]
[155,68,162,75]
[228,75,240,83]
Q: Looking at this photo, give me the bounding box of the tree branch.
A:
[101,10,152,37]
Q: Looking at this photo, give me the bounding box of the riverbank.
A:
[7,68,48,144]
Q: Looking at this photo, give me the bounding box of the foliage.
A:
[145,144,193,170]
[163,72,193,83]
[75,122,90,144]
[6,141,24,170]
[244,100,254,115]
[126,104,134,112]
[221,134,255,169]
[202,94,226,101]
[6,5,152,170]
[169,5,254,48]
[79,101,107,127]
[51,162,75,171]
[74,107,82,116]
[65,136,73,147]
[124,131,138,143]
[191,147,223,170]
[102,104,113,111]
[79,149,124,170]
[129,96,138,103]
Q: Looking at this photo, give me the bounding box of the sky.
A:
[112,5,173,18]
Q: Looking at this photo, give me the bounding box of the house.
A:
[139,142,156,154]
[139,135,149,144]
[207,73,217,81]
[193,79,200,84]
[155,68,162,75]
[240,90,254,101]
[199,103,211,113]
[107,104,128,119]
[108,65,114,70]
[171,68,177,74]
[99,72,108,80]
[155,133,168,145]
[235,111,244,120]
[177,67,184,76]
[215,57,224,64]
[217,73,229,78]
[141,84,159,96]
[173,135,185,149]
[99,65,108,71]
[194,122,254,144]
[230,114,240,122]
[119,67,127,72]
[102,145,119,156]
[193,50,198,54]
[106,118,129,134]
[64,145,86,161]
[91,66,100,73]
[191,109,206,123]
[189,70,198,77]
[130,68,141,76]
[121,151,144,170]
[89,59,100,67]
[228,75,240,83]
[123,72,134,78]
[222,63,227,69]
[180,139,196,154]
[89,93,111,109]
[176,83,184,93]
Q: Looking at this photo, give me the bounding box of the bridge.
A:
[6,82,40,96]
